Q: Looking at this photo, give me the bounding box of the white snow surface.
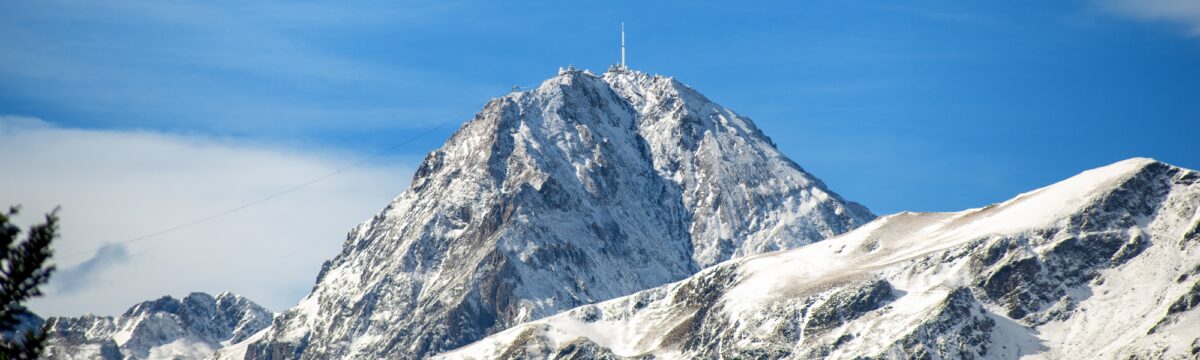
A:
[41,292,274,360]
[209,327,268,360]
[236,68,874,359]
[442,158,1200,359]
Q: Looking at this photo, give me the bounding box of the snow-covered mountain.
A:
[442,158,1200,359]
[42,292,273,360]
[227,67,875,359]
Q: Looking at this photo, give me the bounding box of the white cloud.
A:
[0,116,415,316]
[1099,0,1200,36]
[54,243,131,295]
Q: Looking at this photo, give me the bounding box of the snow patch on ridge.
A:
[238,68,875,359]
[442,158,1200,359]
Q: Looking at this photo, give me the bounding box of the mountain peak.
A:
[980,157,1176,233]
[238,68,874,358]
[444,159,1200,359]
[41,292,273,360]
[1029,157,1161,198]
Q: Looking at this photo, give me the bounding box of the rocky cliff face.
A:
[41,292,272,360]
[443,158,1200,359]
[231,68,874,359]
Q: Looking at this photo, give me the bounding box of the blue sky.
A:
[2,0,1199,315]
[3,0,1199,213]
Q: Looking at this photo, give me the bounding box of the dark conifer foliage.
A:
[0,206,57,360]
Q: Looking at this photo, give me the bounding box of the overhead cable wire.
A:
[59,108,478,260]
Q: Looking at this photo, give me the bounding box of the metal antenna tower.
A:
[621,22,626,70]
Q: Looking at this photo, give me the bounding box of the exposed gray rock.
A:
[233,68,873,360]
[878,288,994,360]
[443,158,1200,360]
[1149,279,1200,334]
[42,292,272,360]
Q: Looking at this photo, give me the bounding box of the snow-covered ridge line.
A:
[231,67,874,359]
[441,158,1200,359]
[41,292,273,360]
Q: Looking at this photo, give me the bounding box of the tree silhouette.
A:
[0,206,57,360]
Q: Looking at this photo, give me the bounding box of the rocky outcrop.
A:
[41,292,272,360]
[233,68,873,359]
[443,158,1200,360]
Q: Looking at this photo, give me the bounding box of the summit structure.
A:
[221,68,875,359]
[608,22,629,74]
[621,22,626,70]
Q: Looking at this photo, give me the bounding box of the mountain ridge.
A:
[441,157,1200,359]
[40,291,273,360]
[226,67,875,359]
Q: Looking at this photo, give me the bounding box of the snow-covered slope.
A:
[442,158,1200,359]
[42,292,273,360]
[602,71,871,265]
[230,67,873,359]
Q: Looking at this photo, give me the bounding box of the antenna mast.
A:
[608,22,628,74]
[621,22,626,70]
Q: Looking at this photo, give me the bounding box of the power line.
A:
[59,111,472,261]
[58,78,554,261]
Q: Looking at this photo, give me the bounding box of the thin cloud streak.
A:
[0,115,416,316]
[1098,0,1200,36]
